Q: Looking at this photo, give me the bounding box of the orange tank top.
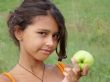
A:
[3,72,16,82]
[3,62,65,82]
[56,62,65,74]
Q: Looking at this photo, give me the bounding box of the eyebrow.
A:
[37,29,50,32]
[37,28,59,34]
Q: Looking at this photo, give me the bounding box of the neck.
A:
[18,49,44,73]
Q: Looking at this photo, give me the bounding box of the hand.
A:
[62,58,89,82]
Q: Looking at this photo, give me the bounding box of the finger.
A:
[71,58,81,74]
[67,68,75,78]
[71,58,77,65]
[71,58,82,79]
[81,64,89,76]
[63,68,74,82]
[64,67,71,72]
[63,67,71,75]
[64,67,81,82]
[71,58,80,69]
[64,67,77,79]
[72,68,81,80]
[64,70,78,82]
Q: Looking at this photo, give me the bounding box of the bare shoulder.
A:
[0,74,11,82]
[46,64,62,74]
[45,64,64,81]
[52,64,64,77]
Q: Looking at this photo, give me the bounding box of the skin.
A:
[0,15,88,82]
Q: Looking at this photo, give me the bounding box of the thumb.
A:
[71,58,80,69]
[71,58,81,74]
[62,77,69,82]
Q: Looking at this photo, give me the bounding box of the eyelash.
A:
[53,34,58,39]
[37,32,59,40]
[37,32,47,36]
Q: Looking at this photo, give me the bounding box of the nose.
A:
[45,36,54,47]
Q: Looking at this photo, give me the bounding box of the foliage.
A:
[0,0,110,81]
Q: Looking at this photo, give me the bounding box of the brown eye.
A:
[37,32,47,36]
[53,33,59,40]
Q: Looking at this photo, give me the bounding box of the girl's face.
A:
[18,15,59,61]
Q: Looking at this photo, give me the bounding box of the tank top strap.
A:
[3,72,16,82]
[56,62,65,74]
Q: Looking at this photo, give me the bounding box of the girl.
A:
[0,0,88,82]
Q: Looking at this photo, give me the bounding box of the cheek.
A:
[22,36,43,51]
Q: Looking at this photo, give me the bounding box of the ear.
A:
[14,25,23,41]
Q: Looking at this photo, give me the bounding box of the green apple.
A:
[72,50,94,70]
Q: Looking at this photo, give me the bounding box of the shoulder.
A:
[45,64,64,80]
[48,63,64,76]
[0,74,12,82]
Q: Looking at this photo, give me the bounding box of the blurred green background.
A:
[0,0,110,82]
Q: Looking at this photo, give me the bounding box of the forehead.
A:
[27,15,59,32]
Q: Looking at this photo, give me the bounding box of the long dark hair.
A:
[7,0,67,61]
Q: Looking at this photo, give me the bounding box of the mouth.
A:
[40,49,52,55]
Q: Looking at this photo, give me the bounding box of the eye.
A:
[53,33,59,40]
[37,32,47,36]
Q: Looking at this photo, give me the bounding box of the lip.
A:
[40,49,52,55]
